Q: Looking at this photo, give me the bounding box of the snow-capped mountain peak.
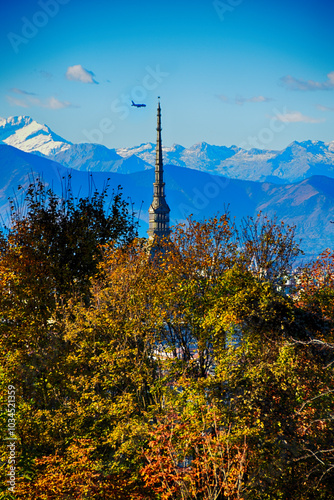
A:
[0,115,71,157]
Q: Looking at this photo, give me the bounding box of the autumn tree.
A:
[3,177,137,297]
[141,216,333,499]
[1,209,333,499]
[239,212,301,285]
[0,178,139,498]
[297,249,334,337]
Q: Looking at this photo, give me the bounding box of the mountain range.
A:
[0,115,334,259]
[1,116,334,183]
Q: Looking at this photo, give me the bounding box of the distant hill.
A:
[1,116,334,183]
[0,143,333,259]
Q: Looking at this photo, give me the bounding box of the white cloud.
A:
[235,95,274,105]
[7,93,77,110]
[217,94,229,102]
[65,64,98,84]
[275,110,324,124]
[45,97,74,109]
[218,94,274,104]
[280,71,334,91]
[7,96,29,108]
[317,104,334,112]
[10,88,37,96]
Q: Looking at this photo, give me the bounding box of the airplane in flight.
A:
[131,100,146,108]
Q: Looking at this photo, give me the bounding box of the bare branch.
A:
[290,338,334,349]
[296,390,334,414]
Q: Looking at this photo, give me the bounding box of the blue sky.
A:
[1,0,334,149]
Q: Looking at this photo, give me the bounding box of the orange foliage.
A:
[14,440,150,500]
[141,412,247,500]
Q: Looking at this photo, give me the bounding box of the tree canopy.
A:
[0,187,333,500]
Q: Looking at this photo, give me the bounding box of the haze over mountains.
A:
[0,115,334,259]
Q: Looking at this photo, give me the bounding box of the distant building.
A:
[147,99,171,240]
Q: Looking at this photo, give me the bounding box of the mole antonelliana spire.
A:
[147,98,171,240]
